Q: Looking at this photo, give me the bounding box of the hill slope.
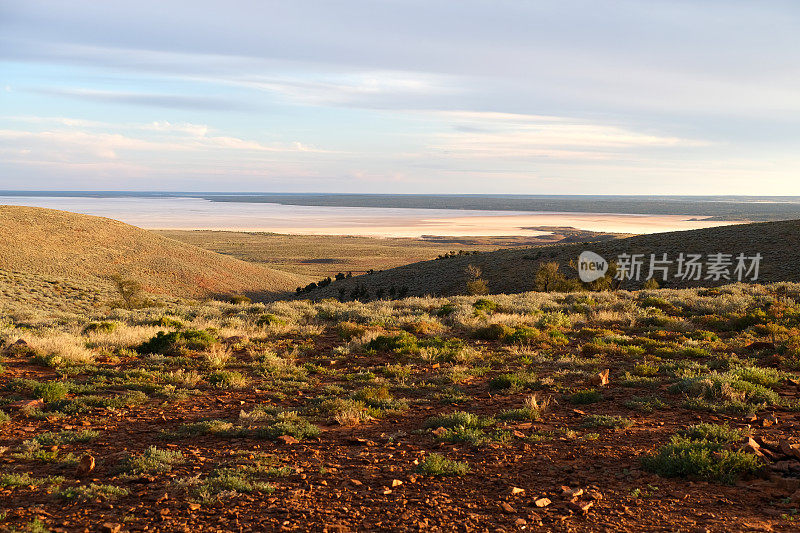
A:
[301,218,800,299]
[0,206,308,304]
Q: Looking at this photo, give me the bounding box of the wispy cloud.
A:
[423,111,709,160]
[34,88,254,112]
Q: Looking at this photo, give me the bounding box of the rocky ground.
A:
[3,286,800,531]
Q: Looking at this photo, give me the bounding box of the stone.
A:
[100,523,121,533]
[569,500,594,513]
[188,503,201,510]
[591,368,610,387]
[7,398,44,410]
[762,414,779,427]
[431,427,447,437]
[277,435,299,445]
[392,479,403,487]
[500,502,517,514]
[586,489,603,501]
[510,487,525,495]
[561,486,584,499]
[76,454,95,476]
[348,479,363,486]
[534,497,551,508]
[742,437,765,457]
[779,439,800,459]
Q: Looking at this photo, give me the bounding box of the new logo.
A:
[578,251,608,282]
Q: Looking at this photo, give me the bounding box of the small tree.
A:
[643,278,660,290]
[465,265,489,295]
[110,274,146,309]
[534,262,566,292]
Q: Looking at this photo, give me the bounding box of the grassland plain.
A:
[302,219,800,300]
[3,284,800,531]
[156,228,625,279]
[0,206,309,303]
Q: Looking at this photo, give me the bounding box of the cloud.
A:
[34,88,254,111]
[421,111,709,160]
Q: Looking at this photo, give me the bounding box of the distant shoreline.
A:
[2,191,800,221]
[0,195,746,238]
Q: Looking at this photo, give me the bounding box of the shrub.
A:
[33,381,68,403]
[162,420,237,439]
[489,371,541,391]
[569,389,603,405]
[499,394,553,421]
[466,265,489,295]
[207,370,248,389]
[473,323,514,341]
[473,299,498,314]
[58,483,129,501]
[642,425,762,483]
[154,316,185,329]
[110,274,149,309]
[256,314,286,327]
[138,329,217,355]
[423,411,492,429]
[366,332,419,355]
[680,423,743,444]
[118,446,184,474]
[83,322,118,334]
[0,410,9,425]
[581,415,633,429]
[417,453,470,476]
[230,295,251,305]
[624,395,667,413]
[436,303,458,317]
[254,411,321,440]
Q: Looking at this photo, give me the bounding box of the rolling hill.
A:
[0,206,308,309]
[300,218,800,299]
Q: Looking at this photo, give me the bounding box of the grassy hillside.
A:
[0,206,308,308]
[301,219,800,299]
[2,283,800,530]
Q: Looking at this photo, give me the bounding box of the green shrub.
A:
[83,321,118,334]
[254,412,321,441]
[489,371,541,391]
[33,381,68,403]
[256,314,286,327]
[624,395,667,413]
[569,389,603,404]
[137,329,217,355]
[162,419,237,439]
[423,411,492,429]
[642,426,762,483]
[417,453,470,476]
[58,483,129,501]
[472,299,498,314]
[118,446,184,474]
[154,316,185,329]
[35,429,99,445]
[473,323,514,341]
[680,423,743,444]
[366,332,419,354]
[0,410,9,425]
[581,415,632,429]
[436,303,458,317]
[207,370,248,389]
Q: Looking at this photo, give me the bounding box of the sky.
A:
[1,0,799,194]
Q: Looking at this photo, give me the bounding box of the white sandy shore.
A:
[0,196,744,238]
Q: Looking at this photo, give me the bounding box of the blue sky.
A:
[1,0,799,193]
